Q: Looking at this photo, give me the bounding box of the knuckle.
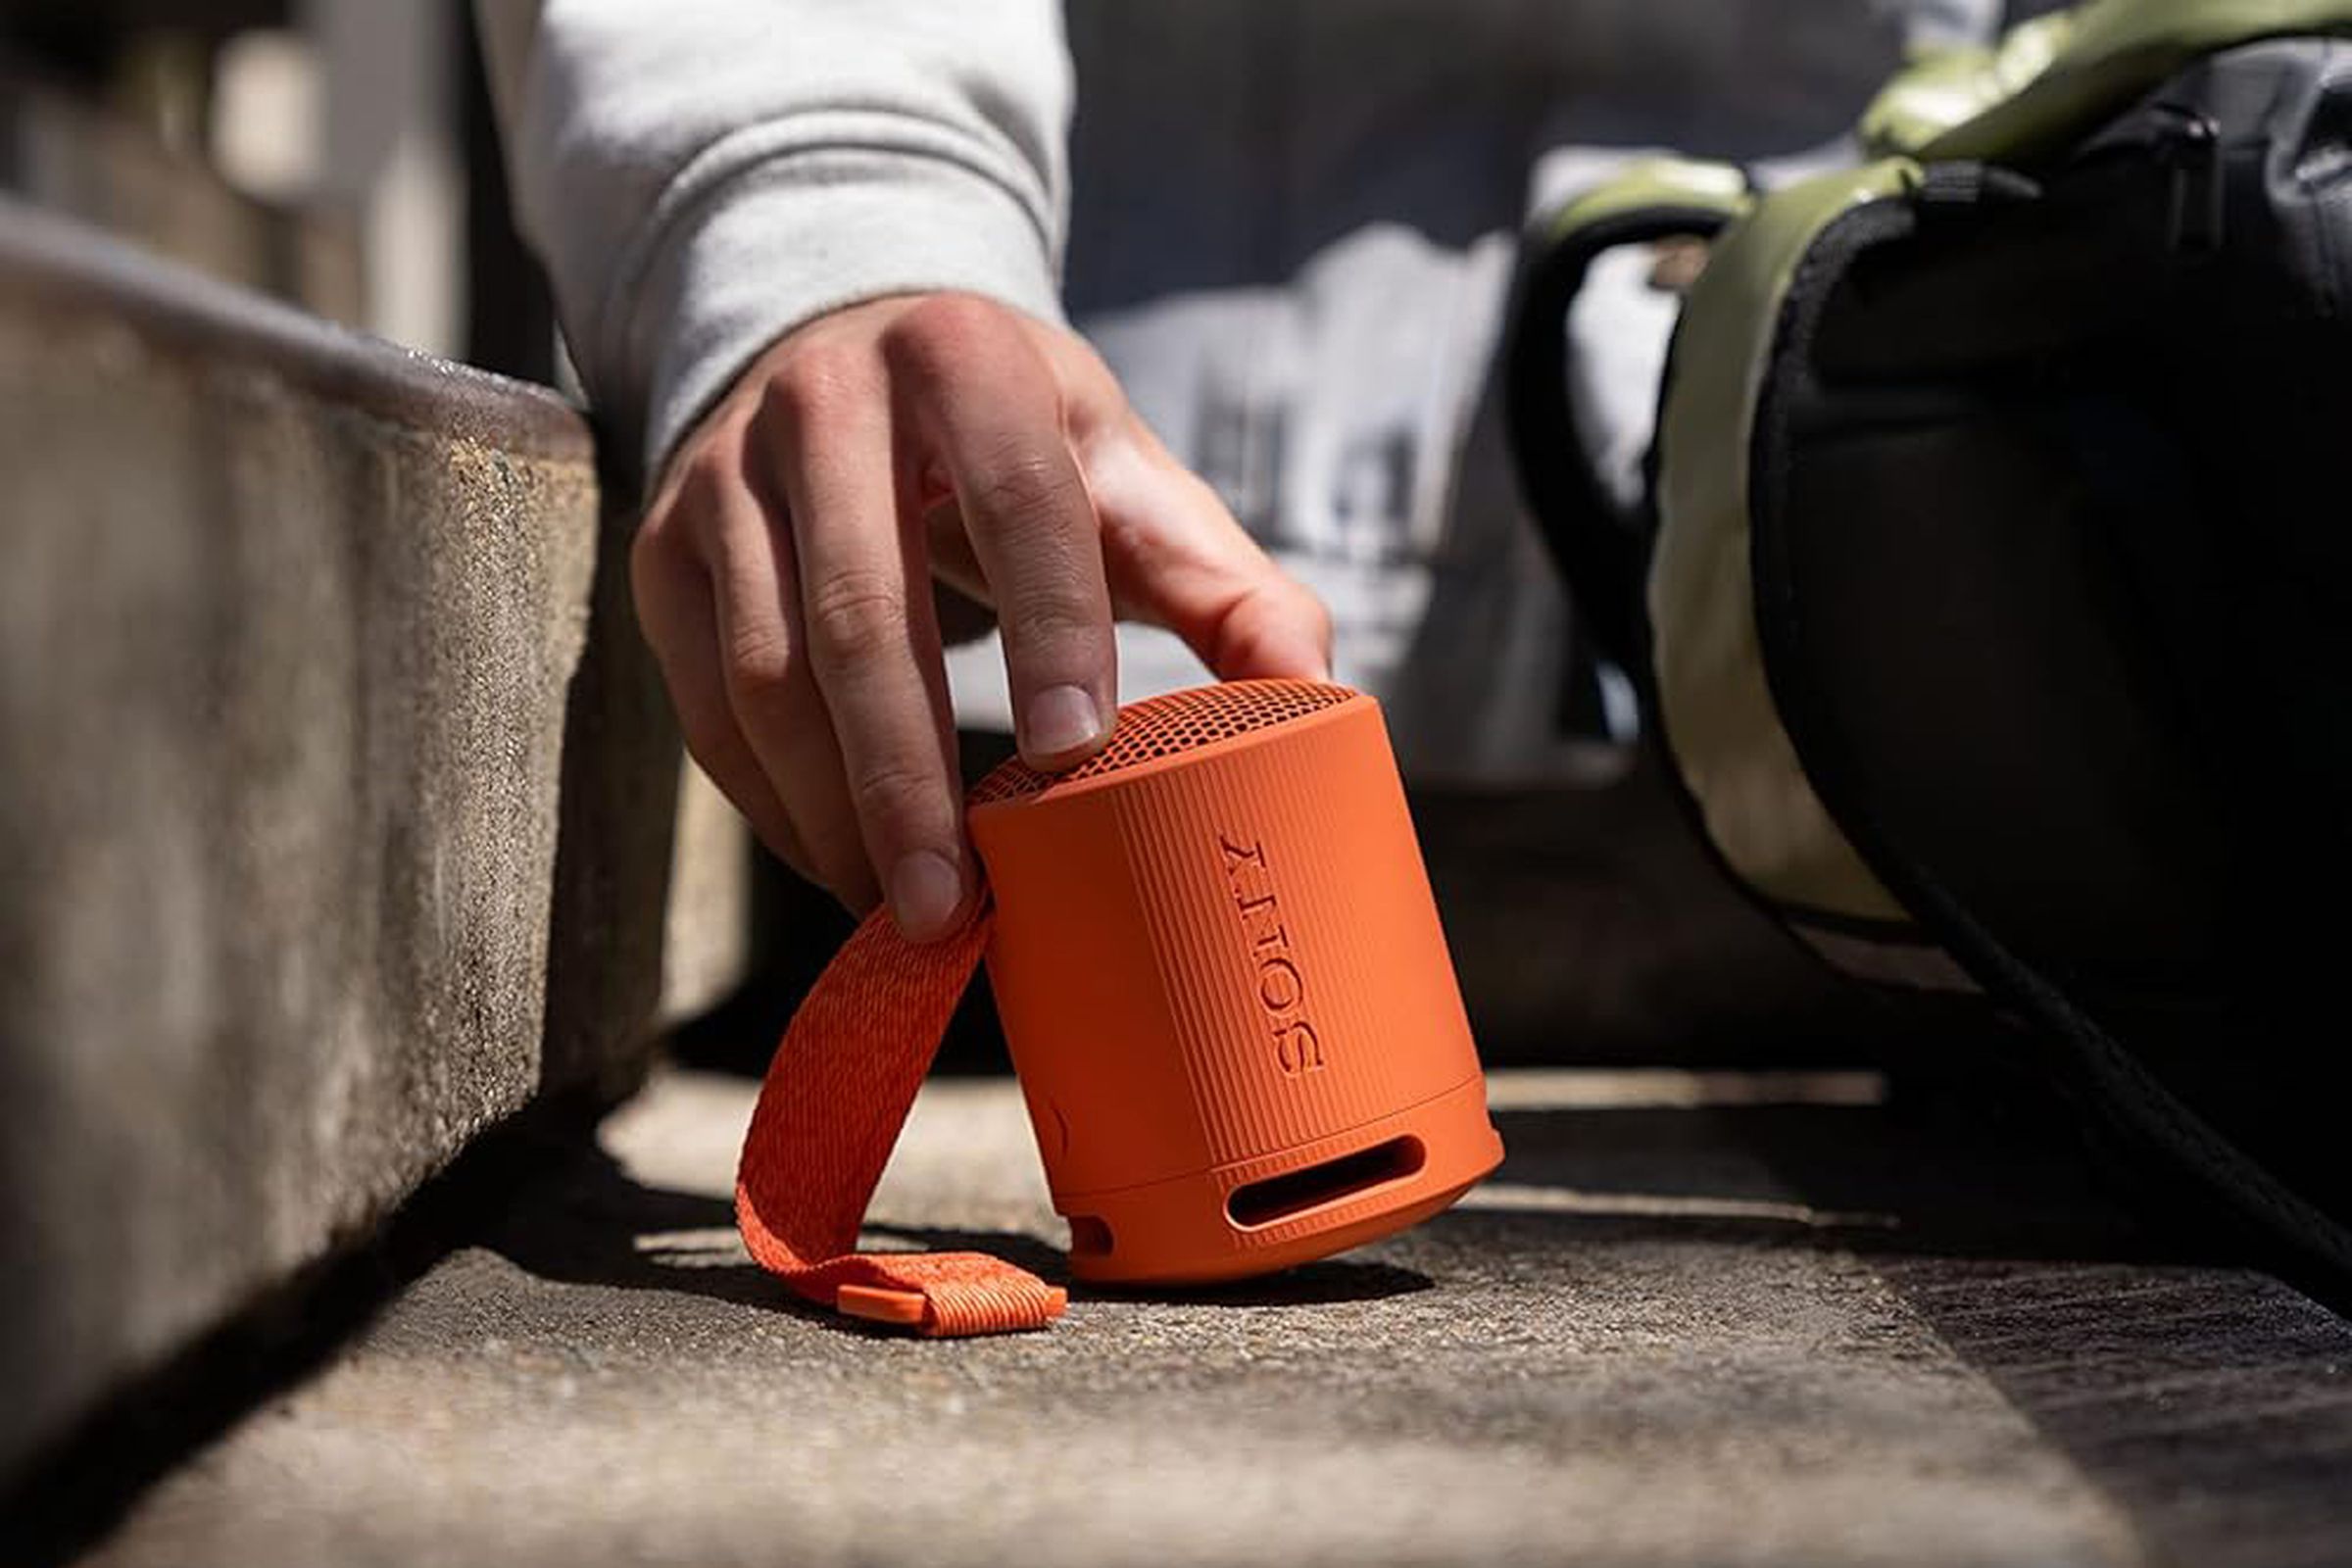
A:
[805,569,908,667]
[883,295,1042,393]
[971,450,1091,538]
[722,626,798,703]
[1004,592,1102,659]
[634,468,708,562]
[848,760,944,841]
[889,293,1004,358]
[645,418,731,517]
[764,344,872,430]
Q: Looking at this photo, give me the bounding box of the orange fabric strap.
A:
[733,899,1070,1338]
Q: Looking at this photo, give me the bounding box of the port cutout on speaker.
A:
[1224,1137,1427,1230]
[1066,1215,1114,1256]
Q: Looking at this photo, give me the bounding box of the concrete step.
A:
[74,1065,2352,1568]
[0,199,709,1494]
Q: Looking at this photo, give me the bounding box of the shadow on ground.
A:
[476,1148,1437,1320]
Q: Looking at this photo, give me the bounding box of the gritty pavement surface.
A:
[82,1068,2352,1568]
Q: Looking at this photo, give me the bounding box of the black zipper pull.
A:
[2157,110,2225,255]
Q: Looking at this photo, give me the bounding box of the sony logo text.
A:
[1219,831,1326,1076]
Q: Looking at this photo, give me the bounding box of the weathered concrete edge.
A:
[0,199,636,1505]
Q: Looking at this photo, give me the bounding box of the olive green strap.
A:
[1503,159,1752,661]
[1647,160,1921,924]
[1860,13,2077,157]
[1537,158,1752,244]
[1923,0,2352,164]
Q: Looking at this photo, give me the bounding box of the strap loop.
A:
[733,899,1069,1338]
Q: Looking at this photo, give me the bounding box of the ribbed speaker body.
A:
[967,682,1502,1285]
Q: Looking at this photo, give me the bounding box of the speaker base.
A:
[1058,1075,1503,1286]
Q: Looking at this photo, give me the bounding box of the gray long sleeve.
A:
[474,0,1073,491]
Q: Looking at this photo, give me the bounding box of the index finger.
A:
[884,299,1116,770]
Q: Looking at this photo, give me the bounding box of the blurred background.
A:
[0,0,552,375]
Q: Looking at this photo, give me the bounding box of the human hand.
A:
[630,292,1333,942]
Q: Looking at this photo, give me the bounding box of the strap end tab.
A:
[836,1283,929,1328]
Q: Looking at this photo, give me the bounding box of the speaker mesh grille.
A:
[968,679,1354,807]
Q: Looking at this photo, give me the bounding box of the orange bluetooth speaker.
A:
[735,679,1504,1335]
[965,680,1502,1286]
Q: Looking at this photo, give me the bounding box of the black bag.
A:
[1505,0,2352,1278]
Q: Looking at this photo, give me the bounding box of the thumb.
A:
[1081,421,1334,684]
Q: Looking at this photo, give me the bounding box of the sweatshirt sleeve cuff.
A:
[606,145,1067,498]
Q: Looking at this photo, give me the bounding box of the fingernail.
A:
[890,850,965,941]
[1023,684,1103,760]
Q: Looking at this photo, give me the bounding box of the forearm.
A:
[474,0,1073,490]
